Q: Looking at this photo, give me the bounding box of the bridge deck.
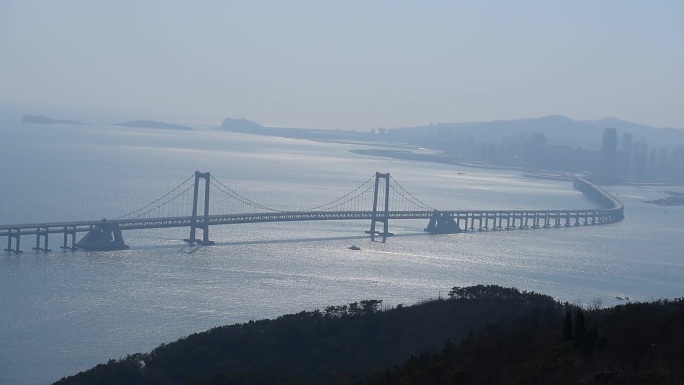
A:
[0,177,625,251]
[0,207,624,236]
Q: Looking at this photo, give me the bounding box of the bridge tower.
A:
[367,172,393,241]
[184,171,216,246]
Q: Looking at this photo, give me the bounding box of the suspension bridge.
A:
[0,171,624,253]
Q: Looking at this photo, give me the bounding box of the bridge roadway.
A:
[1,207,624,251]
[0,178,625,252]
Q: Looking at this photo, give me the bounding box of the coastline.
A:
[348,147,684,187]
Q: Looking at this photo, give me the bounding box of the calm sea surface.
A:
[1,117,683,385]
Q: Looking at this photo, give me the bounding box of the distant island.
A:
[21,115,85,125]
[113,120,192,131]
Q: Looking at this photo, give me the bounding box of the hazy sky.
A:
[1,1,683,129]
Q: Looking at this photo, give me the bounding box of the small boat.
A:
[348,245,361,251]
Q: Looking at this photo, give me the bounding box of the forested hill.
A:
[53,286,559,385]
[369,297,684,385]
[53,286,684,385]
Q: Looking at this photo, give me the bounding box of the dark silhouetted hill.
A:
[368,297,684,385]
[53,286,560,385]
[53,286,684,384]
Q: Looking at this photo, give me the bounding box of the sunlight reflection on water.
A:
[0,121,683,385]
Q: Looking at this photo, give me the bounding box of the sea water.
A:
[1,117,683,385]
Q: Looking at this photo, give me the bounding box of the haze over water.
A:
[1,119,683,385]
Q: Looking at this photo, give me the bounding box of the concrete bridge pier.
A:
[32,226,51,252]
[425,211,462,234]
[454,213,466,232]
[60,226,78,250]
[4,229,23,253]
[367,216,393,241]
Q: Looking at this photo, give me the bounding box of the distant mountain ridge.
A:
[390,115,684,149]
[21,114,85,125]
[215,115,684,149]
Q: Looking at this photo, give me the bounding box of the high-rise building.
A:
[598,128,618,180]
[616,132,633,178]
[621,132,633,153]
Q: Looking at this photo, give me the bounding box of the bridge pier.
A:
[60,226,78,250]
[32,226,51,252]
[4,229,23,253]
[76,220,129,251]
[425,211,462,234]
[483,213,491,230]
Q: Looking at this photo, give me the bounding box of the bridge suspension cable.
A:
[116,174,196,220]
[296,175,376,212]
[116,172,437,221]
[208,174,378,214]
[209,177,280,213]
[389,176,435,211]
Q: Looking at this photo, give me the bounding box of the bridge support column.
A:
[60,226,78,250]
[4,229,23,253]
[32,226,51,252]
[76,220,128,251]
[366,172,393,242]
[184,171,216,246]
